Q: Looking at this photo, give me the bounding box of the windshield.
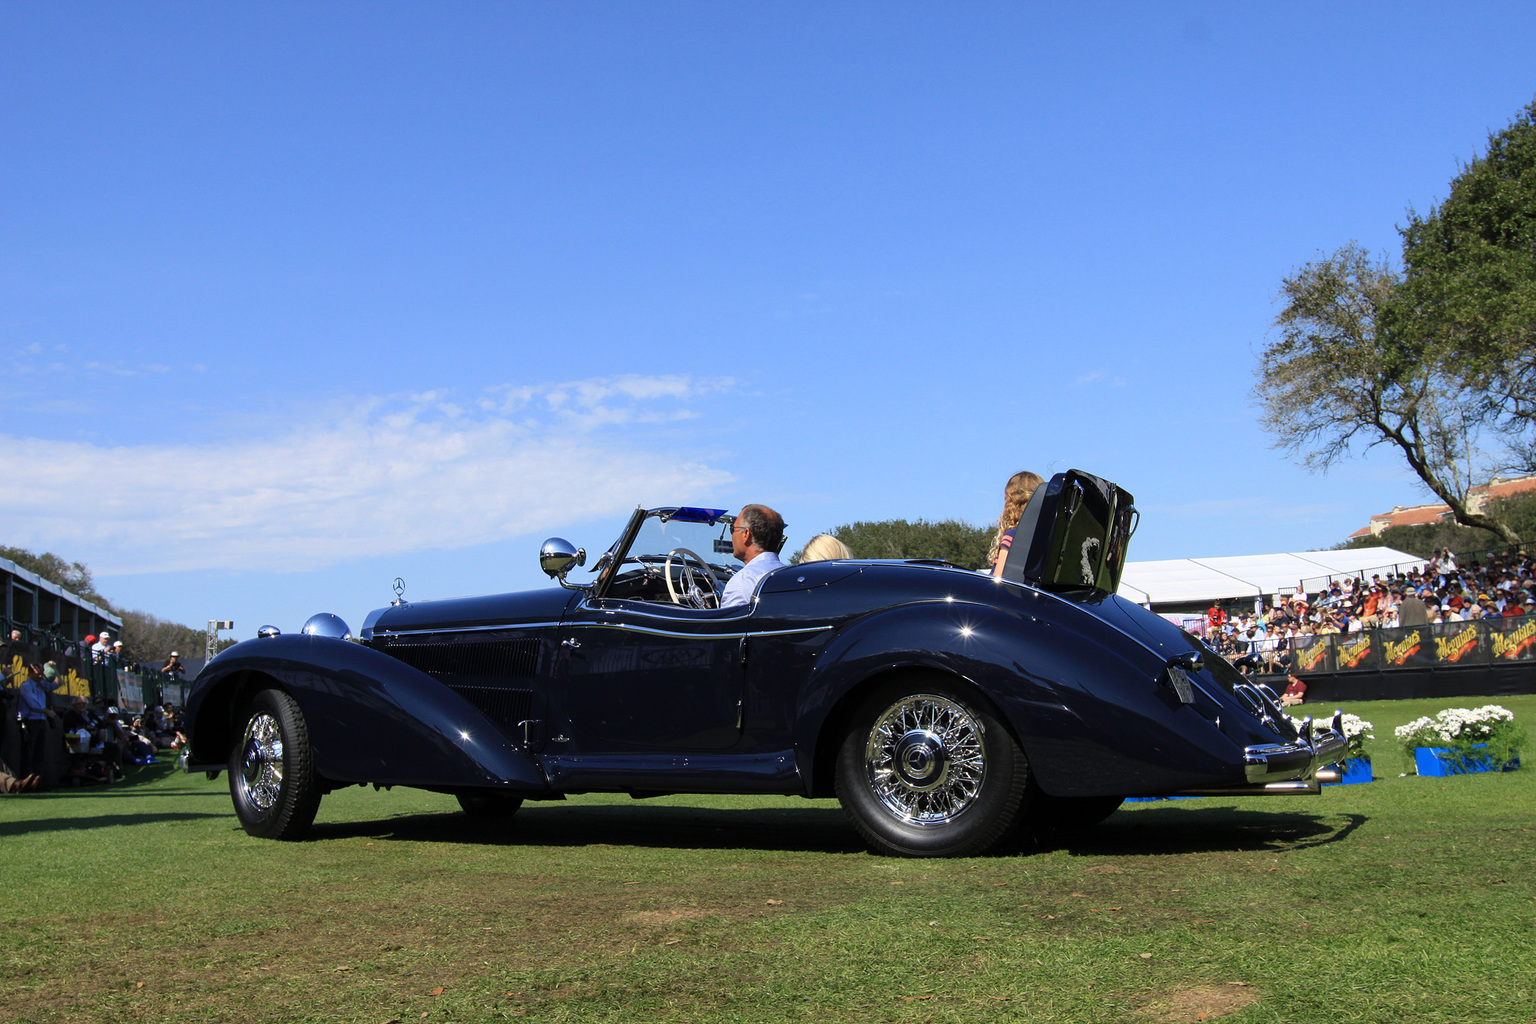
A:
[628,509,736,569]
[593,507,741,606]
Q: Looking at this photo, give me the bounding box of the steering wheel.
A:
[664,547,724,608]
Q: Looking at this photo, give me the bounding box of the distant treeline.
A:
[1,544,223,664]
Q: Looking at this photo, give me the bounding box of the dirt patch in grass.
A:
[622,908,716,926]
[1136,983,1261,1022]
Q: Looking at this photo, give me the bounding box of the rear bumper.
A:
[1171,709,1351,798]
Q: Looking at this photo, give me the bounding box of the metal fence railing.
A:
[2,617,188,713]
[1208,616,1535,677]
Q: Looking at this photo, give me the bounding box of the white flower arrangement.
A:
[1395,705,1524,770]
[1393,705,1514,745]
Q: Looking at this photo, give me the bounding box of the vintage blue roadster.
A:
[183,470,1348,857]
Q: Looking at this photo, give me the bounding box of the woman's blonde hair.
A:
[798,533,853,563]
[988,470,1044,566]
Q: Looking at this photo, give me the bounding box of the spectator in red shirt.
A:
[1280,671,1307,706]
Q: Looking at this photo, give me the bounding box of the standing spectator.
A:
[90,630,112,663]
[161,650,185,679]
[1398,588,1429,627]
[17,662,62,779]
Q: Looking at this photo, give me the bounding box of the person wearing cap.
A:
[161,651,185,679]
[91,630,112,663]
[1398,587,1429,627]
[17,662,64,781]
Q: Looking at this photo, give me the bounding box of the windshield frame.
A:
[590,506,738,601]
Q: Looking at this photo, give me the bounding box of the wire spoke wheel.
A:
[228,688,321,840]
[865,695,986,825]
[836,680,1031,857]
[237,712,285,812]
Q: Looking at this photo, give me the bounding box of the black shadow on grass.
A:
[0,812,232,837]
[308,802,869,853]
[1046,807,1369,856]
[305,803,1368,858]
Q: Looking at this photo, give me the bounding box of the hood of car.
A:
[362,586,577,637]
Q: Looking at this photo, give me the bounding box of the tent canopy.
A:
[1116,546,1426,608]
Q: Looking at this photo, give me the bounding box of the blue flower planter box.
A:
[1325,757,1372,785]
[1414,746,1521,777]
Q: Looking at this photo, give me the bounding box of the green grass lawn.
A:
[3,694,1534,1024]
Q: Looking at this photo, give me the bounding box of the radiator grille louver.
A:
[377,637,543,737]
[383,638,541,678]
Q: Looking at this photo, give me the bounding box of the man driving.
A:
[719,504,787,610]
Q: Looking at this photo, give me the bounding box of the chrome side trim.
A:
[566,621,834,641]
[374,621,565,639]
[1169,776,1324,797]
[370,618,834,643]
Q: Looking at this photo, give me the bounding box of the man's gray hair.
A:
[738,505,787,554]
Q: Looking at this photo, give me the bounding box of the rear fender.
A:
[185,634,549,792]
[795,598,1243,797]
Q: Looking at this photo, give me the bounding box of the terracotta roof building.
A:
[1350,473,1536,538]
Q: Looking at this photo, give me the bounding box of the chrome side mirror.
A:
[540,537,587,588]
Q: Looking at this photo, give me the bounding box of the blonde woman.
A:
[798,533,853,563]
[989,470,1044,579]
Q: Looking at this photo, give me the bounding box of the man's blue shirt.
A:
[720,551,785,609]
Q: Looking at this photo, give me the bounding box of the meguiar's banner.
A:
[1292,635,1333,674]
[1431,621,1485,665]
[1335,632,1378,671]
[1377,626,1436,669]
[1489,616,1536,662]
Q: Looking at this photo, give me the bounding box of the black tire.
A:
[228,688,322,840]
[457,793,524,817]
[834,681,1031,857]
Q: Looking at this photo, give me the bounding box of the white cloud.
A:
[0,376,735,575]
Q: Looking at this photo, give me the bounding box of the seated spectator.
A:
[1232,628,1263,673]
[62,696,124,767]
[0,755,40,794]
[797,534,853,563]
[1280,671,1307,706]
[988,471,1045,578]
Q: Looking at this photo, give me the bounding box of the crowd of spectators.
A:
[1203,547,1536,677]
[3,626,187,794]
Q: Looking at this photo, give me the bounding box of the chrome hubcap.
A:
[238,712,284,812]
[865,695,985,825]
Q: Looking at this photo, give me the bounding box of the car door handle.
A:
[561,637,581,649]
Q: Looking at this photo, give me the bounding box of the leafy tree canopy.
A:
[1399,99,1536,465]
[0,544,111,608]
[2,543,221,662]
[1254,244,1516,543]
[815,518,994,571]
[1259,97,1536,544]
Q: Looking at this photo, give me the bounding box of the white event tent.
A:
[1116,546,1426,613]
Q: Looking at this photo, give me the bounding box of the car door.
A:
[556,595,747,751]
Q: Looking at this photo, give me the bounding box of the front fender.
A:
[185,634,549,792]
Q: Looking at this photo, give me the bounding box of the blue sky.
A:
[3,3,1534,636]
